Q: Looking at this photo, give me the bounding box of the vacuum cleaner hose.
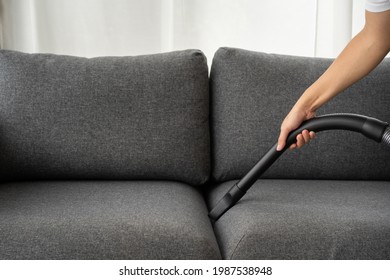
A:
[383,126,390,146]
[209,113,389,222]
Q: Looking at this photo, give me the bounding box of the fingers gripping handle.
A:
[209,114,389,223]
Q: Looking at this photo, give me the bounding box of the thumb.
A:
[277,129,289,151]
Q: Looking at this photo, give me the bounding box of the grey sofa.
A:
[0,47,389,260]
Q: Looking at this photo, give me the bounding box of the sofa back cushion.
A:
[0,49,210,185]
[210,47,390,181]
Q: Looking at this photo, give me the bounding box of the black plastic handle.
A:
[209,113,389,222]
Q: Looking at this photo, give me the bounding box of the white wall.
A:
[0,0,164,57]
[352,0,366,37]
[315,0,353,58]
[0,0,369,61]
[315,0,371,58]
[171,0,316,62]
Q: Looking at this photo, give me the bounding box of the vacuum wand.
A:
[209,113,390,222]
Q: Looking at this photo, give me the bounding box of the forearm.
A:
[293,11,390,114]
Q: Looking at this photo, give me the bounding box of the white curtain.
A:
[0,0,365,61]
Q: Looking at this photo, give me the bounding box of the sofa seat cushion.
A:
[0,181,220,259]
[207,179,390,259]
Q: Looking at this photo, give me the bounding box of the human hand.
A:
[277,108,316,151]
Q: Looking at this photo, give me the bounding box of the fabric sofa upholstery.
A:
[0,181,220,259]
[210,47,390,182]
[207,179,390,259]
[208,47,389,260]
[0,47,389,260]
[0,49,210,185]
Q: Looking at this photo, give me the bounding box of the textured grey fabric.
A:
[0,181,220,259]
[207,179,390,259]
[0,49,210,185]
[210,47,390,181]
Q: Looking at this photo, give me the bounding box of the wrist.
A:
[293,88,324,116]
[291,100,316,120]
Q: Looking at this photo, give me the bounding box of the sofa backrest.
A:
[210,47,390,181]
[0,49,210,185]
